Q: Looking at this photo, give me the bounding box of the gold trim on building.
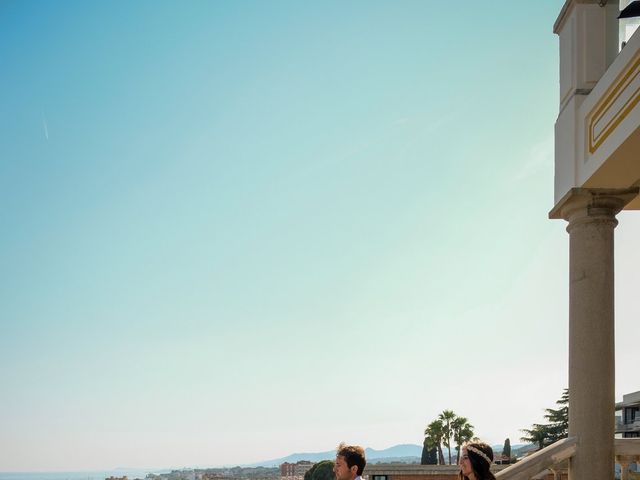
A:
[587,49,640,154]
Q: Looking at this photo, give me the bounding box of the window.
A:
[625,407,639,424]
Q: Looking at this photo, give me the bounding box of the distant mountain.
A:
[246,450,333,467]
[245,442,536,468]
[367,445,422,459]
[509,443,537,457]
[245,444,423,467]
[366,457,420,465]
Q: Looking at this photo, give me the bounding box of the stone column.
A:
[550,187,639,480]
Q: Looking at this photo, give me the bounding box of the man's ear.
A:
[350,465,358,476]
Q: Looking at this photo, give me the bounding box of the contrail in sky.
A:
[42,111,49,140]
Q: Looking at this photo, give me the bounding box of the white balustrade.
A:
[495,438,640,480]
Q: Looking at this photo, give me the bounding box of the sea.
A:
[0,470,170,480]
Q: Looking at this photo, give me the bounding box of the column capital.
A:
[549,187,639,222]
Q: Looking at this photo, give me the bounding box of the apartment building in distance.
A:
[616,391,640,438]
[280,461,315,480]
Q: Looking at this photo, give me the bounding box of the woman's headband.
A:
[466,445,493,466]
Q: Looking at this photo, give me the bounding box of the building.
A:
[617,391,640,438]
[280,461,315,480]
[202,474,224,480]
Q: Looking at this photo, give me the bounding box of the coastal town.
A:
[104,391,639,480]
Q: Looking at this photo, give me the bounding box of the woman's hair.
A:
[459,441,495,480]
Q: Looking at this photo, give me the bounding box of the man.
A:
[334,443,366,480]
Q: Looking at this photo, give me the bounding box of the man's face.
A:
[334,455,356,480]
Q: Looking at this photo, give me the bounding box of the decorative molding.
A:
[587,49,640,154]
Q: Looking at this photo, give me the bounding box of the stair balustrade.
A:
[495,438,640,480]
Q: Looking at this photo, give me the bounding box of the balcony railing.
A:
[495,438,640,480]
[617,420,640,433]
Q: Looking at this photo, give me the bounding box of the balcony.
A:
[554,1,640,209]
[617,419,640,434]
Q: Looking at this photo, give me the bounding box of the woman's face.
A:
[459,448,474,478]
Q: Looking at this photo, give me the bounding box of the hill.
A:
[245,444,423,467]
[245,442,536,468]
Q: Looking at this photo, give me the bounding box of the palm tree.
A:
[424,419,446,465]
[520,424,551,450]
[451,416,475,464]
[439,410,456,464]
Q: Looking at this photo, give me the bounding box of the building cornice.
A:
[554,0,609,34]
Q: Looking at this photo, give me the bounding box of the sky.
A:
[1,0,639,473]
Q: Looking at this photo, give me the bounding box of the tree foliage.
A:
[543,388,569,443]
[520,424,551,450]
[501,438,511,463]
[421,437,438,465]
[451,416,474,464]
[423,411,474,465]
[439,410,456,465]
[423,419,446,465]
[304,461,334,480]
[520,389,569,451]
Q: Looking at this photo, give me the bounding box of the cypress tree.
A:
[501,438,511,464]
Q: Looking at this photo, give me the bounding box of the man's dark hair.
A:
[336,443,366,476]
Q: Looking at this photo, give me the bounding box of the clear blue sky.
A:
[1,0,639,472]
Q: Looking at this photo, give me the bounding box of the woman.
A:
[459,442,495,480]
